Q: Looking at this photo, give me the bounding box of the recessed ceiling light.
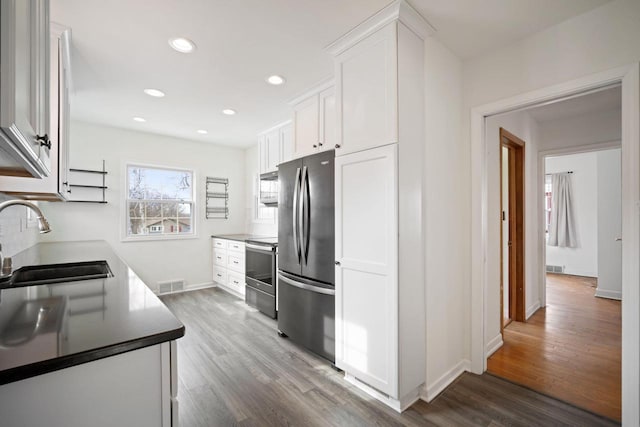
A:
[197,129,208,134]
[133,117,146,122]
[168,37,196,53]
[144,88,165,98]
[222,109,236,116]
[266,75,286,85]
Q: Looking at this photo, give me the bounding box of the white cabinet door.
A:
[265,129,280,172]
[0,0,51,177]
[292,94,319,159]
[335,144,398,397]
[0,24,70,199]
[279,123,293,163]
[335,22,397,156]
[258,135,268,174]
[319,86,336,152]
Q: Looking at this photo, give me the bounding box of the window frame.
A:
[121,162,197,242]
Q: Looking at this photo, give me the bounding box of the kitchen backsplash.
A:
[0,194,40,257]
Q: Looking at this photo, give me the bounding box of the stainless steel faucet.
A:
[0,200,52,276]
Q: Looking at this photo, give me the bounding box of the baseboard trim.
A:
[343,374,422,413]
[526,300,541,319]
[155,282,216,296]
[486,333,503,358]
[595,288,622,300]
[421,359,471,402]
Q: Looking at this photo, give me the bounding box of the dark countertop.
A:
[0,241,184,385]
[211,234,274,242]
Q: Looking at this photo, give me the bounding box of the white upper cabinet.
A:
[279,122,293,163]
[292,94,319,158]
[258,120,293,173]
[333,23,397,156]
[0,23,72,200]
[318,86,336,151]
[0,0,51,178]
[289,80,335,159]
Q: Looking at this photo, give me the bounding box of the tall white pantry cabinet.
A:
[329,0,433,412]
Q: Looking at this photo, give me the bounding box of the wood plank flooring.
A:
[161,287,618,426]
[488,273,621,422]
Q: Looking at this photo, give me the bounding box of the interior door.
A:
[277,158,303,276]
[300,150,335,284]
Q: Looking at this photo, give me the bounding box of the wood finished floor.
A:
[162,287,618,426]
[488,273,621,422]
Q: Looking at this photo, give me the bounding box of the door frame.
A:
[469,64,639,425]
[537,139,622,307]
[499,128,526,330]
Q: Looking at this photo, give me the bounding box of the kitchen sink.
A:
[0,261,113,289]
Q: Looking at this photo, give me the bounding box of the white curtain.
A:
[548,172,578,247]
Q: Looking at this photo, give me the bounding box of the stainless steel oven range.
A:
[244,237,278,318]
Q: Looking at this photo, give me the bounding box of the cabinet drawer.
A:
[228,241,245,253]
[227,272,246,294]
[213,250,228,267]
[227,254,245,273]
[212,239,227,250]
[212,267,227,285]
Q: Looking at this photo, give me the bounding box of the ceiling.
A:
[51,0,612,148]
[527,85,621,123]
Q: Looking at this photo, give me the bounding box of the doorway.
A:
[487,87,623,421]
[499,128,525,330]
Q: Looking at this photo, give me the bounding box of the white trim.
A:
[343,374,421,413]
[621,62,640,427]
[486,334,503,358]
[595,289,622,300]
[325,0,435,56]
[526,300,541,319]
[421,359,470,402]
[257,119,292,136]
[287,77,334,106]
[471,63,639,427]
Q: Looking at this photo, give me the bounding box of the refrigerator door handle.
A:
[293,167,301,263]
[301,166,310,264]
[278,273,336,296]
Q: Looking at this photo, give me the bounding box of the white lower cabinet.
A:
[212,238,246,297]
[335,142,425,412]
[0,342,178,427]
[335,144,398,396]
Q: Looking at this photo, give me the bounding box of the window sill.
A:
[121,233,198,243]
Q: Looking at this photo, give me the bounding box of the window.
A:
[126,164,195,239]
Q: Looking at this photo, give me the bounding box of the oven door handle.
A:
[278,273,335,296]
[246,243,275,252]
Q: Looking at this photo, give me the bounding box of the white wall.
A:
[243,144,277,236]
[545,152,599,277]
[485,111,541,350]
[0,194,40,257]
[462,2,640,422]
[539,108,622,152]
[596,148,622,299]
[422,36,468,398]
[39,121,246,292]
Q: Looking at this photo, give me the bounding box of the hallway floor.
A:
[488,273,621,421]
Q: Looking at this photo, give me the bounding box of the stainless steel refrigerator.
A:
[277,150,335,362]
